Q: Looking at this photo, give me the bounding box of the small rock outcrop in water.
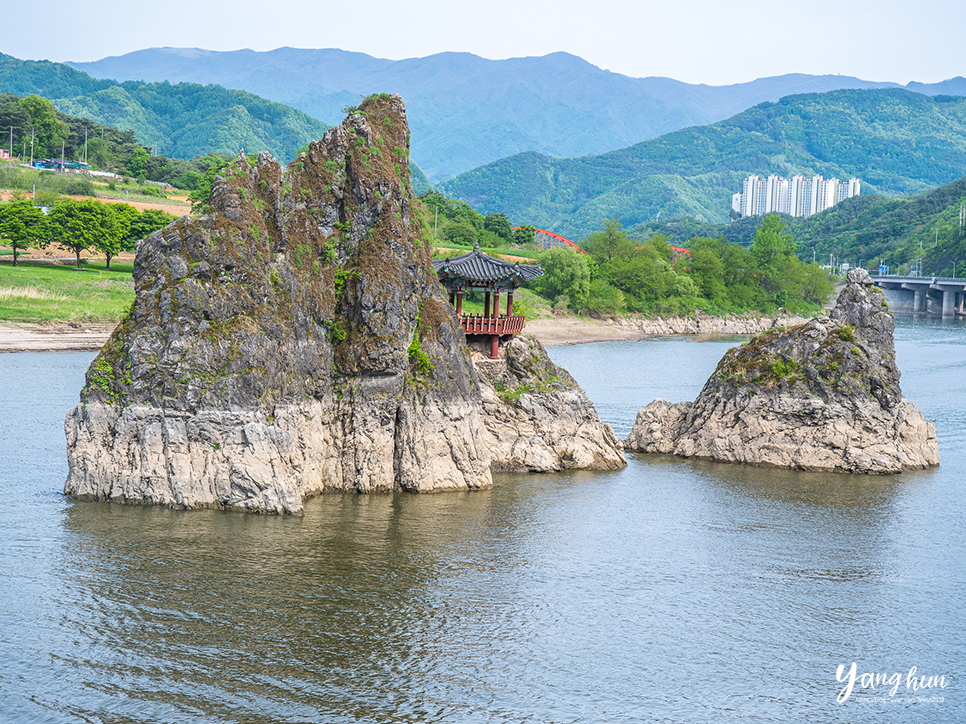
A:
[473,335,626,472]
[65,95,493,514]
[624,269,939,473]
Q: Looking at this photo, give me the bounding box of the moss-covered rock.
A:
[65,95,491,514]
[624,269,939,474]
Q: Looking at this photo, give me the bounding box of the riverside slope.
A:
[64,95,624,514]
[624,269,939,473]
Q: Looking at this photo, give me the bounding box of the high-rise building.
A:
[732,174,860,218]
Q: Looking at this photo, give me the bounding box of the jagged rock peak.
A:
[624,270,939,473]
[65,94,492,515]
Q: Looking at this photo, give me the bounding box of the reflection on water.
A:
[0,319,963,722]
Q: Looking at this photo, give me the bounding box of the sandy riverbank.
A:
[0,322,115,352]
[526,313,811,346]
[0,314,811,352]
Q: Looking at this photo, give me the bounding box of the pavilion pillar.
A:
[490,334,499,359]
[493,291,500,318]
[484,291,491,317]
[455,291,463,315]
[507,290,514,317]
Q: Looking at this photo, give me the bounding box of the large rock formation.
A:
[473,335,626,472]
[65,95,493,514]
[624,269,939,473]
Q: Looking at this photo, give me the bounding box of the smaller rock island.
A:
[624,268,939,473]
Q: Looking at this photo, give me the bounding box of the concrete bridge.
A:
[872,275,966,316]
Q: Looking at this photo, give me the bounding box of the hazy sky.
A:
[8,0,964,85]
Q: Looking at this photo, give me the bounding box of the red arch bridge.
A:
[512,227,587,254]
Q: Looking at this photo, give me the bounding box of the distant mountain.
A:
[66,47,964,182]
[437,88,966,238]
[0,54,329,162]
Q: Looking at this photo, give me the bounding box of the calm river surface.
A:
[1,317,963,723]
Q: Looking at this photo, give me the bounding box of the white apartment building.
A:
[732,174,860,218]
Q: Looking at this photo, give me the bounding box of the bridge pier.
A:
[914,288,927,312]
[943,289,956,317]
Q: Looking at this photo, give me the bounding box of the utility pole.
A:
[29,126,35,167]
[84,126,88,165]
[8,126,12,159]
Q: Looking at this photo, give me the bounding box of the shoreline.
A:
[0,314,811,353]
[526,313,812,346]
[0,322,116,353]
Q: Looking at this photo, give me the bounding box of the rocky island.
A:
[64,94,623,515]
[624,268,939,473]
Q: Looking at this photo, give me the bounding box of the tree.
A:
[127,147,150,177]
[483,212,511,240]
[442,220,478,247]
[750,214,798,301]
[584,219,634,261]
[681,237,727,306]
[534,248,591,310]
[0,201,48,266]
[128,208,175,245]
[513,224,536,246]
[47,199,117,269]
[104,203,140,269]
[18,95,69,159]
[750,215,796,269]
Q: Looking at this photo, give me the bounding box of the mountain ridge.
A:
[66,47,966,182]
[438,88,966,237]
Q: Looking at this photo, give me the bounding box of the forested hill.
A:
[66,47,966,183]
[632,174,966,278]
[439,88,966,238]
[0,54,329,162]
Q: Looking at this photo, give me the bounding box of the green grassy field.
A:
[0,262,134,322]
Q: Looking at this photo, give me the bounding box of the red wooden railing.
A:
[459,314,526,335]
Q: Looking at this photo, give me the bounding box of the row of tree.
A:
[0,198,174,268]
[532,216,833,316]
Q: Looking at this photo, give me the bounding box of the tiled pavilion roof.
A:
[432,242,543,289]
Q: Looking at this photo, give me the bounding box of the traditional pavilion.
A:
[433,242,544,359]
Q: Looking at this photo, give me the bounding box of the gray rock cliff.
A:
[473,335,626,473]
[65,95,492,514]
[624,269,939,473]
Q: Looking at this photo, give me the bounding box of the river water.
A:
[0,317,962,723]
